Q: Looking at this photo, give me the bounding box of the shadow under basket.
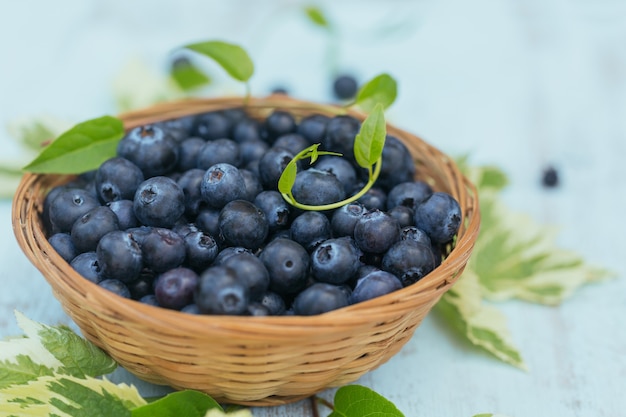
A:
[12,96,480,406]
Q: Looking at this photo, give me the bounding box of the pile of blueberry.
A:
[44,107,462,316]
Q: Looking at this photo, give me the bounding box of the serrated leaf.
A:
[328,385,405,417]
[471,192,613,305]
[437,271,527,370]
[37,323,117,378]
[354,73,397,113]
[304,6,330,28]
[171,61,211,91]
[23,116,124,174]
[131,390,222,417]
[0,375,145,417]
[185,41,254,82]
[0,355,55,389]
[354,104,386,169]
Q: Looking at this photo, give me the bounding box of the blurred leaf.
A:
[184,40,254,83]
[6,115,72,151]
[354,73,397,113]
[304,6,330,28]
[170,59,211,91]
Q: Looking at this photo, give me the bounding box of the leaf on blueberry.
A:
[23,116,125,174]
[353,73,397,113]
[184,40,254,83]
[353,103,386,169]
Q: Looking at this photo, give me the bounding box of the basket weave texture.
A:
[12,96,480,406]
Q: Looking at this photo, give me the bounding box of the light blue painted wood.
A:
[1,1,624,415]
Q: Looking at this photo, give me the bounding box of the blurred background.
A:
[1,1,625,415]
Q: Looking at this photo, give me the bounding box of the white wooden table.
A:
[1,1,625,415]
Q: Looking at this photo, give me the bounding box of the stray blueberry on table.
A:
[542,165,559,188]
[332,74,358,100]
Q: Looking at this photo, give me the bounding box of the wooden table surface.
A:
[1,1,625,416]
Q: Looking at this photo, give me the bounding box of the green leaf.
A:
[184,41,254,82]
[131,390,222,417]
[437,271,527,370]
[353,104,386,169]
[471,192,613,305]
[23,116,125,174]
[37,323,117,378]
[0,375,146,417]
[304,6,330,28]
[170,61,211,91]
[354,73,397,113]
[0,354,55,389]
[328,385,405,417]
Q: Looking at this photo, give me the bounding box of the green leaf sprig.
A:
[278,103,386,211]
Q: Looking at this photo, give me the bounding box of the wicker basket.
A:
[12,96,480,406]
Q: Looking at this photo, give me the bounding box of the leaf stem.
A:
[315,395,335,411]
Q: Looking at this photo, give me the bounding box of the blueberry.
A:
[98,279,131,298]
[332,74,358,100]
[172,221,199,239]
[48,233,78,263]
[183,230,219,271]
[387,181,433,211]
[330,202,366,237]
[139,294,159,306]
[141,227,186,273]
[95,157,144,204]
[377,135,416,190]
[258,291,287,315]
[254,190,291,231]
[263,110,296,143]
[196,138,241,169]
[133,176,185,228]
[96,231,143,283]
[195,266,249,315]
[542,165,559,188]
[195,208,222,238]
[177,137,206,172]
[314,156,358,194]
[247,302,271,316]
[357,186,387,211]
[154,267,199,310]
[129,273,156,300]
[70,252,102,283]
[388,205,415,228]
[323,115,360,158]
[239,139,269,167]
[311,237,362,285]
[382,240,436,286]
[106,200,138,230]
[290,211,331,252]
[240,169,263,202]
[71,206,120,253]
[126,225,153,247]
[116,124,179,177]
[232,118,262,143]
[297,114,329,144]
[200,163,246,208]
[291,168,346,206]
[273,133,310,155]
[219,200,269,249]
[400,226,432,247]
[48,188,100,233]
[213,246,254,265]
[181,304,201,314]
[349,270,403,304]
[354,209,400,254]
[293,283,349,315]
[259,238,310,296]
[257,147,296,190]
[221,252,270,301]
[192,111,233,141]
[177,168,206,217]
[414,192,462,244]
